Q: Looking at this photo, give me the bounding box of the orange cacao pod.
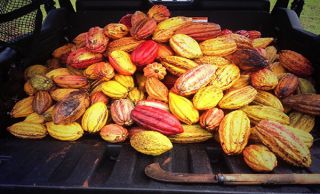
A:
[251,68,278,91]
[110,99,135,126]
[83,62,115,81]
[175,22,221,41]
[11,96,34,118]
[73,32,87,48]
[143,62,167,80]
[199,108,224,132]
[100,124,128,143]
[66,48,103,69]
[279,50,313,76]
[131,11,147,27]
[172,64,217,96]
[24,80,36,96]
[32,91,53,114]
[145,77,169,102]
[52,43,74,60]
[90,91,109,105]
[53,75,88,88]
[103,23,128,39]
[157,44,174,59]
[86,26,109,53]
[147,4,170,22]
[274,73,299,98]
[282,94,320,116]
[108,50,137,75]
[219,110,251,155]
[130,18,157,40]
[106,37,144,54]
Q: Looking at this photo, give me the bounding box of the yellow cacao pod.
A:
[130,131,173,156]
[252,37,274,48]
[210,64,240,90]
[7,121,47,139]
[161,55,198,76]
[255,120,311,167]
[265,46,278,64]
[268,62,287,79]
[169,92,199,125]
[243,144,277,172]
[194,56,230,67]
[226,74,250,92]
[218,86,257,109]
[289,111,315,132]
[101,80,128,99]
[192,85,223,110]
[297,78,316,94]
[128,87,145,104]
[45,68,71,79]
[241,105,290,125]
[169,124,213,143]
[251,90,284,112]
[219,110,251,155]
[200,37,237,56]
[82,102,108,133]
[50,88,79,101]
[169,34,202,59]
[46,122,84,141]
[114,74,135,91]
[145,77,169,102]
[24,112,45,124]
[286,125,313,148]
[11,96,34,118]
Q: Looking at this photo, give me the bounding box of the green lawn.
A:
[43,0,320,34]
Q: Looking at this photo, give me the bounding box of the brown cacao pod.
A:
[131,105,183,135]
[100,124,129,143]
[199,108,224,132]
[251,68,278,91]
[145,77,169,102]
[169,34,202,59]
[200,36,237,56]
[279,50,313,76]
[274,73,299,98]
[218,86,257,109]
[255,120,311,167]
[251,90,284,112]
[110,99,135,126]
[106,37,144,54]
[147,4,170,22]
[53,75,88,89]
[241,105,290,125]
[11,96,34,118]
[172,64,217,96]
[227,48,268,71]
[32,91,53,114]
[219,110,251,155]
[289,111,315,132]
[131,11,147,27]
[175,22,221,41]
[282,94,320,116]
[53,91,90,124]
[161,55,198,76]
[130,18,157,40]
[243,144,277,172]
[210,64,240,90]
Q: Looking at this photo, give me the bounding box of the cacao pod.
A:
[227,48,268,71]
[82,102,108,133]
[192,85,223,110]
[114,74,135,91]
[169,34,202,59]
[194,56,230,67]
[289,111,315,132]
[147,4,170,22]
[11,96,34,118]
[46,122,84,141]
[145,77,169,102]
[53,91,90,124]
[226,74,250,92]
[200,36,237,56]
[248,30,261,39]
[100,124,128,143]
[101,80,129,99]
[130,18,157,40]
[286,125,314,148]
[168,92,199,125]
[45,68,71,79]
[297,78,316,94]
[251,90,284,112]
[252,37,273,48]
[128,87,145,104]
[83,62,115,81]
[131,11,147,27]
[282,94,320,116]
[50,88,79,101]
[169,124,213,143]
[24,64,48,79]
[110,99,135,126]
[119,14,132,28]
[73,32,87,48]
[279,50,313,76]
[104,23,128,39]
[172,64,217,96]
[157,44,174,59]
[8,122,47,139]
[106,37,144,54]
[219,110,251,155]
[24,80,36,96]
[131,40,159,66]
[131,105,183,135]
[161,55,198,76]
[268,62,287,79]
[274,73,299,98]
[32,91,53,114]
[210,64,240,90]
[24,112,45,124]
[53,75,88,89]
[265,46,278,64]
[255,120,311,167]
[86,26,109,53]
[136,100,169,112]
[90,91,109,104]
[130,131,173,156]
[67,47,103,69]
[218,86,257,109]
[243,144,277,172]
[52,43,74,62]
[108,50,137,75]
[143,62,167,80]
[241,105,290,125]
[222,33,253,49]
[135,73,147,92]
[251,68,278,91]
[175,22,221,41]
[30,75,53,91]
[199,108,224,131]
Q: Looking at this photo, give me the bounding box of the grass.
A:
[42,0,319,34]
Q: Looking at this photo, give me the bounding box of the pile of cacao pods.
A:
[8,4,320,172]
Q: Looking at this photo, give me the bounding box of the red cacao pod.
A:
[131,105,183,135]
[131,40,159,67]
[66,48,103,69]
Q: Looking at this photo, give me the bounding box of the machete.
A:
[145,163,320,185]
